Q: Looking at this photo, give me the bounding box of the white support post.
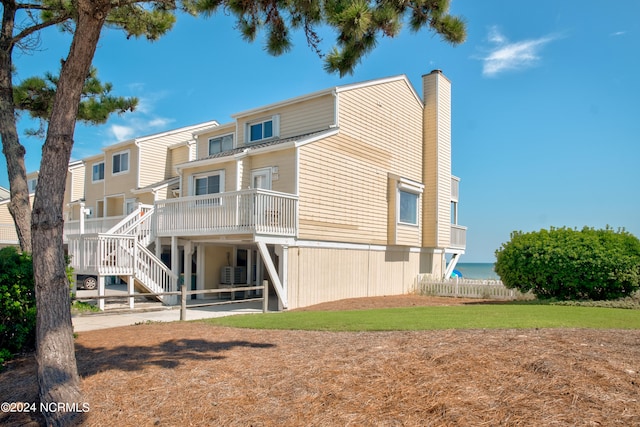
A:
[128,275,135,309]
[196,244,204,300]
[171,236,179,305]
[79,202,85,235]
[257,241,287,309]
[98,275,106,311]
[184,241,193,302]
[275,245,288,312]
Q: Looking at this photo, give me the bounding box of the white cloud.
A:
[610,31,626,36]
[479,27,557,77]
[110,124,135,141]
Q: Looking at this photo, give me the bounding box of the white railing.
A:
[135,243,178,303]
[106,204,154,235]
[451,175,460,202]
[416,275,530,300]
[450,224,467,249]
[68,234,135,276]
[153,188,298,237]
[0,224,18,244]
[67,232,176,304]
[64,216,124,237]
[106,205,154,246]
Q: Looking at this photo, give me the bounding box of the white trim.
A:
[294,128,339,147]
[292,239,441,254]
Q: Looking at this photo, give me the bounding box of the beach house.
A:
[4,70,466,311]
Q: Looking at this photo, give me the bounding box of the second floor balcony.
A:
[153,188,298,239]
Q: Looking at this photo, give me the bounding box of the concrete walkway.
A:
[72,285,273,332]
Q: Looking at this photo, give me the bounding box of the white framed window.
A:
[112,150,129,175]
[192,171,225,196]
[247,115,279,143]
[92,162,105,182]
[397,178,423,226]
[208,134,234,155]
[27,178,37,193]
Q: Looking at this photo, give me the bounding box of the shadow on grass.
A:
[75,339,275,377]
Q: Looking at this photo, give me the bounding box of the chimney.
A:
[422,70,452,249]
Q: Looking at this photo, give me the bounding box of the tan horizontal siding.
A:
[298,134,389,244]
[238,94,335,145]
[287,246,422,309]
[298,79,423,245]
[249,148,296,193]
[167,146,190,179]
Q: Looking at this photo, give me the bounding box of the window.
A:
[193,171,224,195]
[27,178,37,193]
[208,134,234,155]
[394,177,423,227]
[195,175,220,195]
[92,162,104,182]
[247,115,278,143]
[112,151,129,174]
[398,191,419,225]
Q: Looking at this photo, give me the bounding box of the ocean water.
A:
[454,262,499,280]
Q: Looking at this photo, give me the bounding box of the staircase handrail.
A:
[106,204,154,235]
[135,242,178,303]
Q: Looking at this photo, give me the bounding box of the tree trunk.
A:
[33,2,108,425]
[0,1,32,252]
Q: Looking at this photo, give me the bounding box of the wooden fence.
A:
[74,282,268,319]
[416,274,530,300]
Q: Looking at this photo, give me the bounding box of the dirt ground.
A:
[2,295,639,426]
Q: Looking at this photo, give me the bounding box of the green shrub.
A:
[495,226,640,301]
[0,247,36,365]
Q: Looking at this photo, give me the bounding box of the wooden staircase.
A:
[68,205,178,305]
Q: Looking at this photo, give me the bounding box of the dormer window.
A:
[247,115,279,143]
[208,134,234,155]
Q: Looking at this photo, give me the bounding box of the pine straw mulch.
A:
[1,295,640,426]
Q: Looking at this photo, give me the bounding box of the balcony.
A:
[153,188,298,238]
[451,176,460,202]
[64,215,126,239]
[450,224,467,250]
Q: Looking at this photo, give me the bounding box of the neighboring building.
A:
[0,162,84,248]
[0,186,9,200]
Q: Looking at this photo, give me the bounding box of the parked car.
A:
[76,275,97,290]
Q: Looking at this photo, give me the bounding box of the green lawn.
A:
[203,304,640,331]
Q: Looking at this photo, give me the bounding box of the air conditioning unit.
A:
[220,266,247,284]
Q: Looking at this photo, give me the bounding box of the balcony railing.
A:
[153,188,298,238]
[450,224,467,250]
[451,176,460,202]
[64,215,125,238]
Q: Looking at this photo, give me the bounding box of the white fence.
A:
[416,274,529,300]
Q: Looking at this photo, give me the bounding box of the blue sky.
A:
[3,0,639,262]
